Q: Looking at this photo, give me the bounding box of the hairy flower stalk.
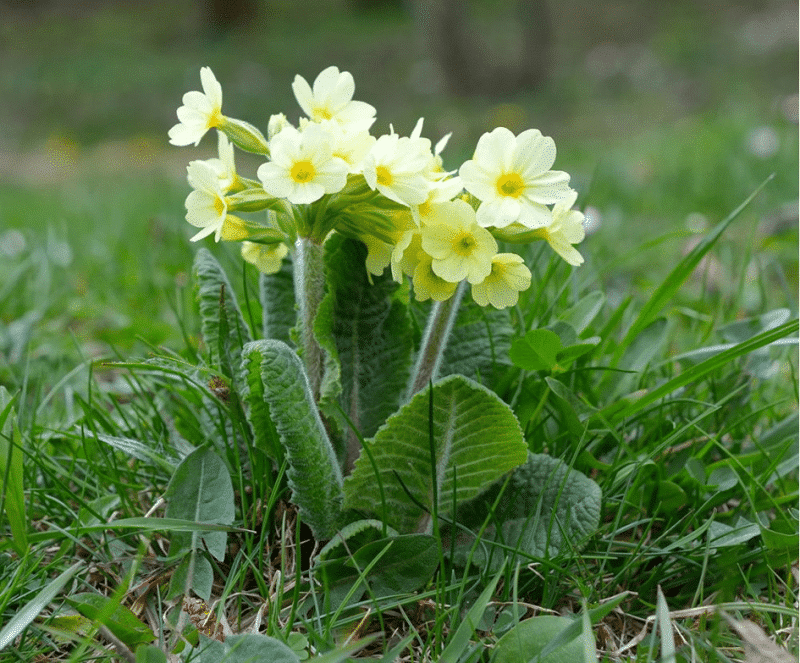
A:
[407,280,467,399]
[293,236,326,402]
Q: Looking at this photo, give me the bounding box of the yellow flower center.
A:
[291,160,316,183]
[314,106,333,121]
[214,195,226,217]
[207,108,223,129]
[454,233,476,256]
[496,173,525,198]
[376,165,393,187]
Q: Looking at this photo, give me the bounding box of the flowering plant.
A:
[163,65,600,602]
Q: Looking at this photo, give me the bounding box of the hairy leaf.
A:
[194,633,300,663]
[164,448,234,599]
[317,235,413,439]
[439,298,513,382]
[193,248,252,375]
[240,340,343,538]
[343,375,527,533]
[259,256,296,345]
[452,453,601,571]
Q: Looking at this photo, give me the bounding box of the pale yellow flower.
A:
[241,241,289,275]
[168,67,223,147]
[535,190,586,266]
[292,66,376,132]
[420,199,498,284]
[412,253,458,302]
[257,124,348,205]
[185,160,228,242]
[459,127,572,229]
[362,130,431,207]
[471,253,532,309]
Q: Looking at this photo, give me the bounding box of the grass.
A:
[0,0,798,660]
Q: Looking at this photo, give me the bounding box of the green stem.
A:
[293,236,326,401]
[407,280,467,399]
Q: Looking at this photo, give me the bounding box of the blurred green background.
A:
[0,0,797,380]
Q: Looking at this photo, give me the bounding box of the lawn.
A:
[0,1,797,661]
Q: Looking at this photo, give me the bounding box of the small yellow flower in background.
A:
[459,127,572,229]
[471,253,532,309]
[185,160,228,242]
[412,253,458,302]
[421,199,498,284]
[362,129,432,207]
[241,241,289,275]
[292,66,376,133]
[257,124,349,205]
[535,190,586,266]
[391,229,423,283]
[169,67,223,147]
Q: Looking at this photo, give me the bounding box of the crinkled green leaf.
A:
[240,340,343,539]
[453,453,601,570]
[259,256,296,345]
[316,235,413,440]
[66,593,154,647]
[344,375,527,533]
[193,248,252,374]
[168,553,213,602]
[440,298,514,381]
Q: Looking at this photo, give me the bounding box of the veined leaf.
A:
[317,236,413,440]
[440,298,514,381]
[343,375,527,534]
[193,248,253,375]
[452,453,602,571]
[259,256,296,345]
[240,340,343,539]
[194,633,301,663]
[164,448,234,600]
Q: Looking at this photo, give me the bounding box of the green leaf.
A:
[194,633,300,663]
[0,561,83,651]
[135,644,168,663]
[169,553,213,602]
[164,448,235,561]
[66,592,154,647]
[453,454,602,571]
[344,375,527,533]
[0,388,26,555]
[559,291,606,335]
[440,298,514,381]
[164,448,234,600]
[349,534,439,597]
[509,329,563,372]
[493,616,584,663]
[240,340,343,539]
[193,248,253,374]
[317,236,413,439]
[259,256,296,345]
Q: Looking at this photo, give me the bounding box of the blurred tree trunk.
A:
[413,0,551,96]
[204,0,258,36]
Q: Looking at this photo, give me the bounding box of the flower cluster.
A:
[169,66,586,309]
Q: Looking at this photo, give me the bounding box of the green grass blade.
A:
[612,174,774,366]
[439,562,505,663]
[607,317,798,422]
[656,586,676,663]
[0,561,83,651]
